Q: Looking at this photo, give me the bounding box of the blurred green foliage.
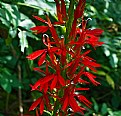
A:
[0,0,121,115]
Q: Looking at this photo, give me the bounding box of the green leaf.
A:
[26,32,39,40]
[19,18,35,30]
[106,74,115,89]
[0,114,4,116]
[107,108,114,116]
[5,36,12,46]
[18,30,28,53]
[101,103,108,115]
[9,76,21,88]
[111,95,120,108]
[113,111,121,116]
[93,70,106,76]
[58,89,64,98]
[91,98,99,113]
[109,54,118,68]
[0,77,12,93]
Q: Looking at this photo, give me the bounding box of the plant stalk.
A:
[18,64,23,116]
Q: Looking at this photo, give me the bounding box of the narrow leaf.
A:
[106,74,115,89]
[18,30,28,53]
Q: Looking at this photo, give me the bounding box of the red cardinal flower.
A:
[76,28,104,48]
[54,0,67,23]
[30,15,60,44]
[27,0,104,115]
[29,93,50,115]
[61,85,90,114]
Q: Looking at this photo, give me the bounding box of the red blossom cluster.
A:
[26,0,104,115]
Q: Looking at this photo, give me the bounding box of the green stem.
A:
[65,0,75,44]
[96,91,113,100]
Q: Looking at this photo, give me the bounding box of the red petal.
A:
[40,99,44,115]
[50,47,60,53]
[31,78,43,91]
[49,26,59,43]
[40,75,54,85]
[30,26,49,34]
[83,72,101,86]
[85,34,104,47]
[33,15,47,23]
[38,52,46,66]
[54,0,63,22]
[69,95,85,114]
[64,61,74,70]
[86,29,103,36]
[26,49,46,60]
[60,0,67,20]
[73,66,85,83]
[50,76,57,90]
[44,94,51,110]
[31,75,53,91]
[36,109,39,116]
[69,95,79,112]
[77,95,92,108]
[29,97,41,111]
[74,0,86,19]
[61,96,69,111]
[76,87,90,91]
[82,57,101,72]
[58,75,65,86]
[78,78,89,84]
[69,19,77,39]
[43,83,48,93]
[53,21,64,25]
[69,58,80,76]
[81,50,91,57]
[33,67,45,74]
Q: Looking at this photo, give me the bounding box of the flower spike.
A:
[27,0,104,115]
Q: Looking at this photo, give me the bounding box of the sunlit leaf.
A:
[18,30,28,53]
[106,74,115,89]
